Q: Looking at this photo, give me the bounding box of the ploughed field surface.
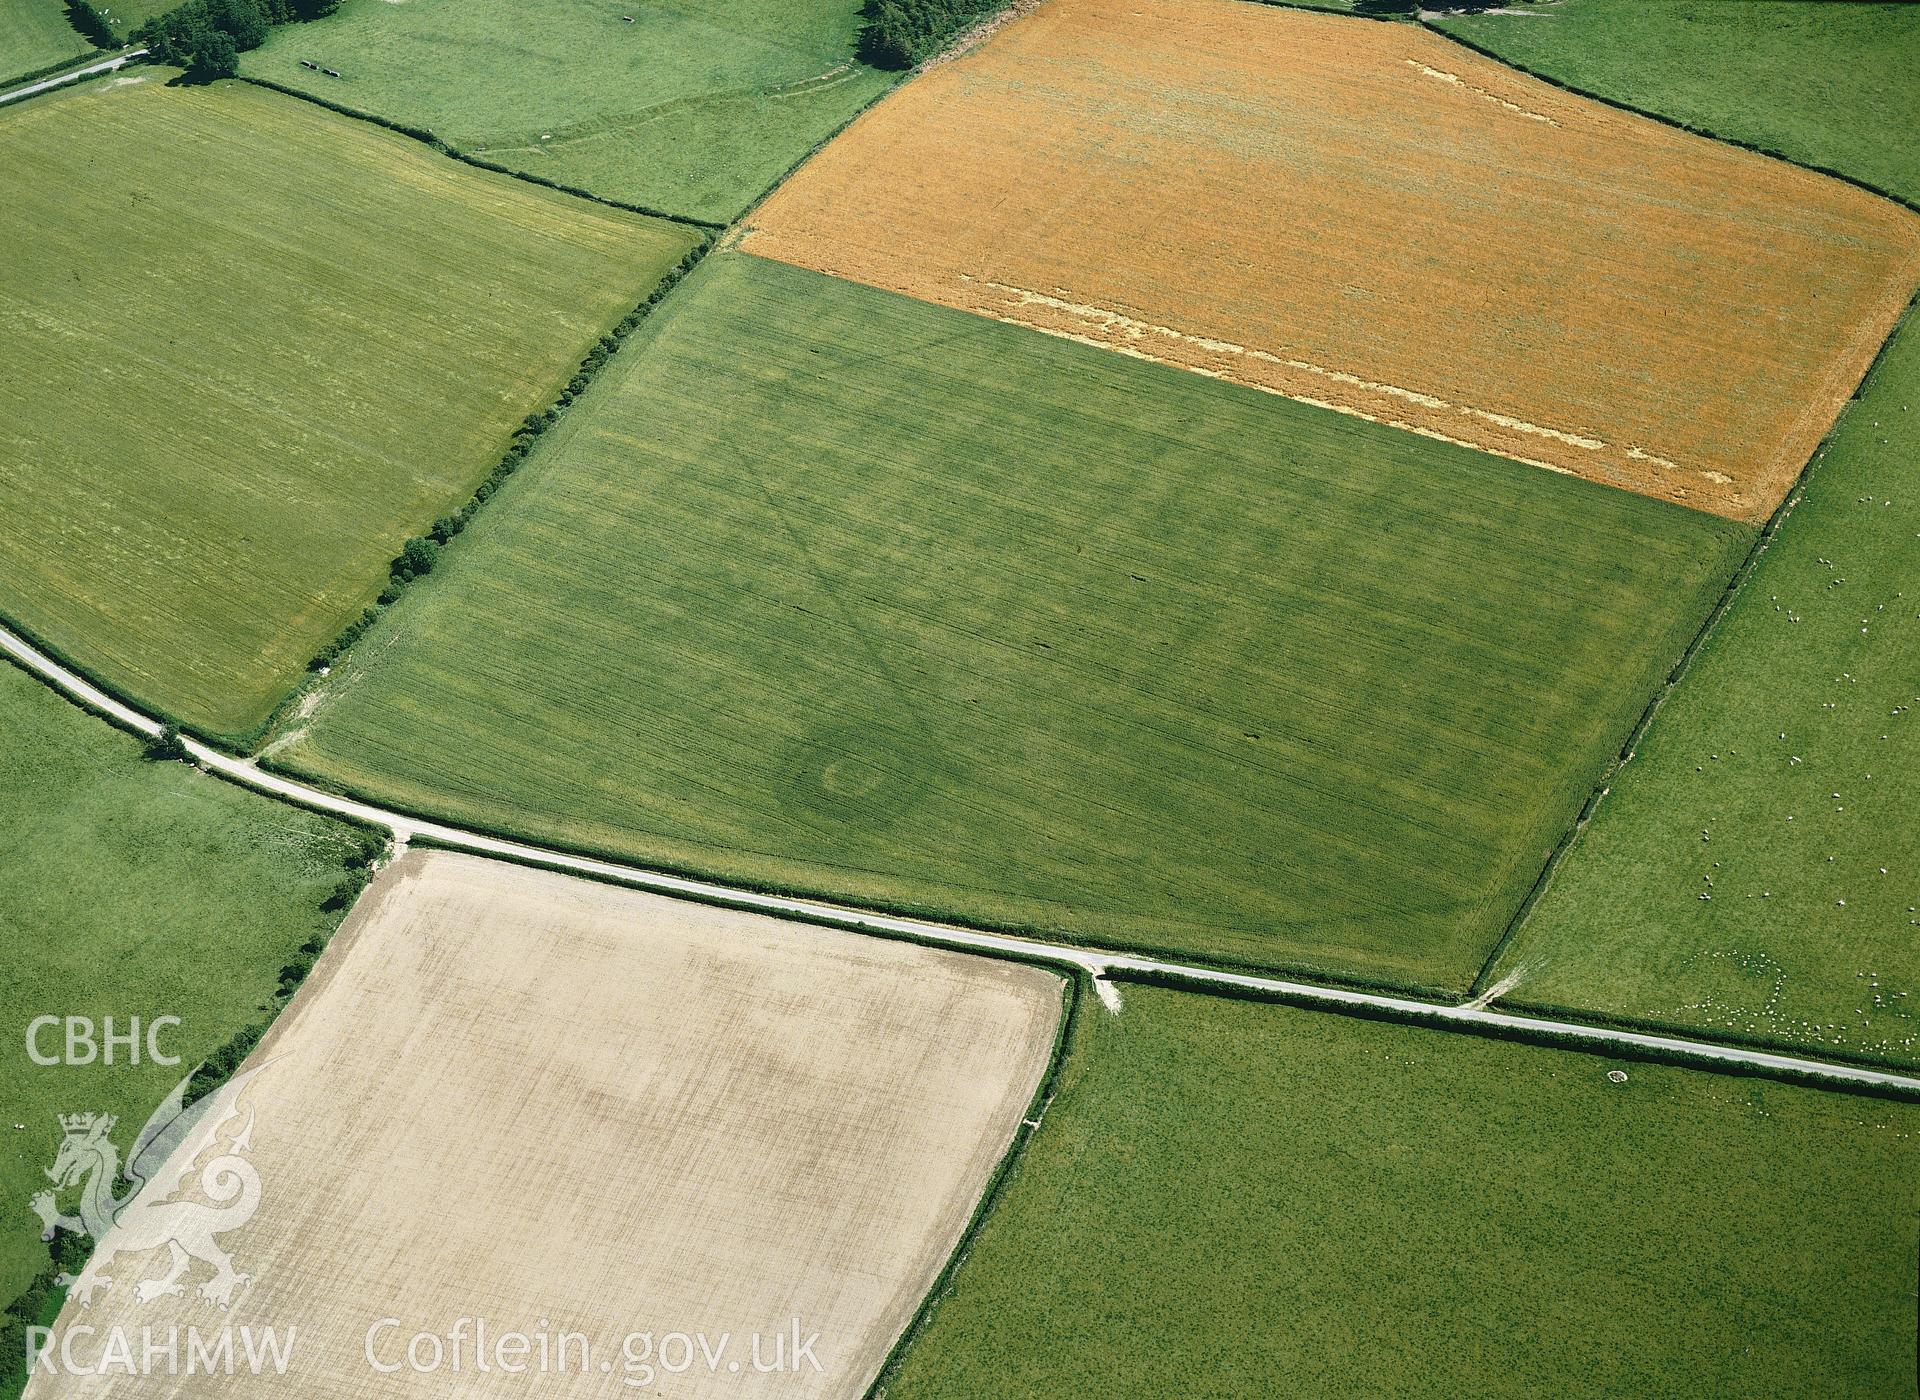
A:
[747,0,1920,524]
[27,850,1061,1399]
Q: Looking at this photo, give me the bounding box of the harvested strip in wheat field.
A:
[746,0,1920,523]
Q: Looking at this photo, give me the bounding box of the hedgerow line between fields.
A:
[7,623,1920,1102]
[863,972,1084,1399]
[1461,299,1920,1006]
[1238,0,1920,218]
[1225,0,1920,1010]
[10,0,1920,1082]
[233,75,725,230]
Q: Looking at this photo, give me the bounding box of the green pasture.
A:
[279,252,1748,990]
[0,74,696,740]
[95,0,173,37]
[1437,0,1920,206]
[241,0,895,223]
[883,985,1920,1397]
[1489,308,1920,1067]
[0,660,364,1308]
[0,0,92,84]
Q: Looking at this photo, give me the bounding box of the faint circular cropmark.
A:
[777,718,944,836]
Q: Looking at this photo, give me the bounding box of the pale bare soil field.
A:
[746,0,1920,523]
[29,851,1060,1397]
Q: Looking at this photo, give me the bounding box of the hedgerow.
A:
[298,239,708,679]
[858,0,1002,68]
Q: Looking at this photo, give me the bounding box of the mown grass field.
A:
[1438,1,1920,207]
[0,75,697,740]
[0,660,363,1308]
[280,252,1749,991]
[0,0,91,83]
[883,985,1920,1397]
[1489,309,1920,1067]
[240,0,894,224]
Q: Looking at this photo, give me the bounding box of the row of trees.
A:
[132,0,337,79]
[66,2,116,48]
[859,0,999,69]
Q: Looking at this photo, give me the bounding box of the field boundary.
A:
[247,236,712,749]
[1466,284,1920,1002]
[261,748,1466,1000]
[0,47,145,106]
[1113,966,1917,1100]
[1484,990,1920,1082]
[7,623,1920,1100]
[863,970,1084,1398]
[1421,18,1920,217]
[234,75,725,230]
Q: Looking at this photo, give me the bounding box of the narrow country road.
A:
[4,620,1917,1096]
[0,49,149,107]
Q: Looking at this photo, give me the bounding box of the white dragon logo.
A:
[29,1061,273,1310]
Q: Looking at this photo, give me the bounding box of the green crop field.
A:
[1486,309,1920,1067]
[1437,0,1920,206]
[278,252,1749,991]
[240,0,895,224]
[0,0,91,84]
[0,75,698,741]
[0,660,368,1307]
[883,985,1920,1397]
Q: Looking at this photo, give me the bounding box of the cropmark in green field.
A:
[1437,0,1920,207]
[0,659,370,1320]
[241,0,895,224]
[1487,307,1920,1069]
[881,985,1920,1398]
[0,75,698,740]
[279,252,1750,992]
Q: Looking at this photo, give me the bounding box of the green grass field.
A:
[240,0,895,223]
[883,985,1920,1397]
[0,74,697,740]
[1437,0,1920,206]
[93,0,173,37]
[1487,308,1920,1067]
[0,0,92,84]
[279,252,1749,990]
[0,660,367,1306]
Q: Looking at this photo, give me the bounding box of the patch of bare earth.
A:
[29,851,1062,1398]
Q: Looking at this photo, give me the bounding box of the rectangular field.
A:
[1439,0,1920,207]
[241,0,895,224]
[0,1,91,83]
[26,850,1064,1397]
[0,74,698,739]
[1484,308,1920,1067]
[0,660,363,1311]
[882,985,1920,1397]
[746,0,1920,523]
[277,252,1751,991]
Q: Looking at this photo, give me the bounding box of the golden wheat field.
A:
[28,852,1061,1397]
[746,0,1920,523]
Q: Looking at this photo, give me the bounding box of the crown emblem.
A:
[58,1112,114,1135]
